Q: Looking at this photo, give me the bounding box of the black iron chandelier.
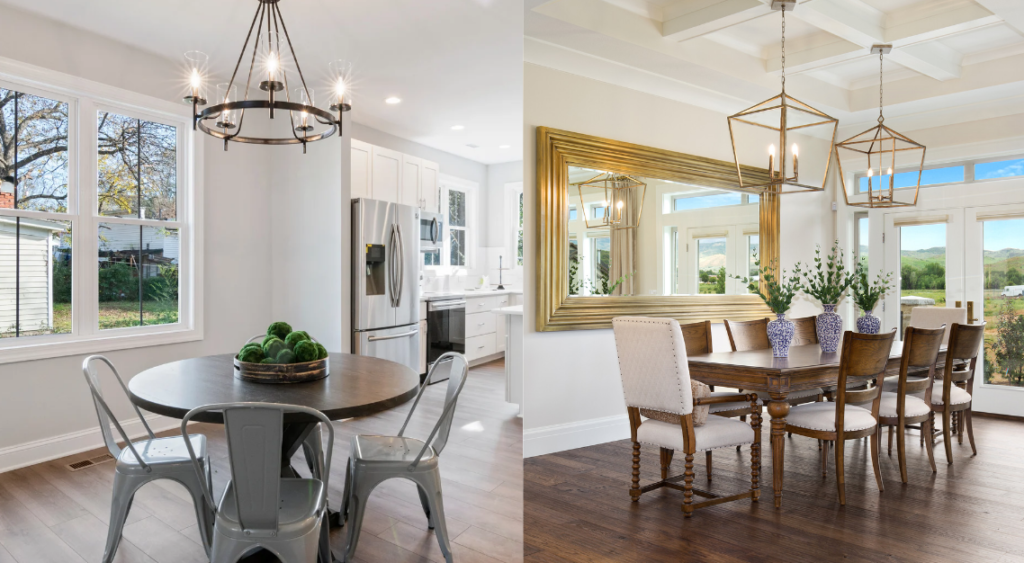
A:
[183,0,351,152]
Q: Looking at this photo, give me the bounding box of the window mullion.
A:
[79,98,100,338]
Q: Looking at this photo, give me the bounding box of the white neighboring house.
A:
[0,216,68,334]
[98,222,179,277]
[1003,285,1024,297]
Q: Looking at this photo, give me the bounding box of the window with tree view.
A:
[1,87,72,338]
[96,111,179,328]
[449,188,466,266]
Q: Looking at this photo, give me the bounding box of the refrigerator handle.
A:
[395,222,405,307]
[367,329,418,342]
[388,226,398,308]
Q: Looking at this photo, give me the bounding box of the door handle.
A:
[389,227,399,307]
[430,218,438,243]
[967,301,978,324]
[368,329,419,342]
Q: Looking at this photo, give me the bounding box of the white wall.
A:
[0,7,276,467]
[522,63,832,457]
[268,117,352,353]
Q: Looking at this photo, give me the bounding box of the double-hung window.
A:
[0,68,200,363]
[448,187,467,267]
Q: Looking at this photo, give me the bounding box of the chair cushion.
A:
[878,392,931,419]
[881,376,929,395]
[708,392,760,414]
[928,382,972,406]
[637,415,754,452]
[351,435,437,465]
[785,403,877,432]
[640,380,711,426]
[116,434,206,474]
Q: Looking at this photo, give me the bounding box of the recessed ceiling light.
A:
[385,97,401,104]
[451,125,464,130]
[499,144,510,149]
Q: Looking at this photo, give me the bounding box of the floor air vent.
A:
[66,453,115,471]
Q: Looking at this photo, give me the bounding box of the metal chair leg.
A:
[103,472,147,563]
[416,470,453,563]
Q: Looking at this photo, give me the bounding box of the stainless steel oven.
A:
[419,211,444,253]
[426,297,465,384]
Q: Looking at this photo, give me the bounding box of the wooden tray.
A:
[233,356,329,384]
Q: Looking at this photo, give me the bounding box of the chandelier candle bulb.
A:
[768,144,776,180]
[792,144,798,180]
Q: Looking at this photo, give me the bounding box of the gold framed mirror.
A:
[536,127,779,331]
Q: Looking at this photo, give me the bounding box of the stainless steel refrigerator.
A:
[352,199,421,373]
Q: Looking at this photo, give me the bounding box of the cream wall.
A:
[522,63,833,456]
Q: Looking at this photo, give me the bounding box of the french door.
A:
[883,205,1024,417]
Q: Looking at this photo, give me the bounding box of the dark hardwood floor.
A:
[524,415,1024,563]
[0,359,521,563]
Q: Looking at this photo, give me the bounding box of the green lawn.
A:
[52,301,179,332]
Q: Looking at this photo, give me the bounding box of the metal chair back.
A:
[181,403,334,534]
[398,352,470,466]
[82,355,155,470]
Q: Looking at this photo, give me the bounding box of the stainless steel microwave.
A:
[419,211,444,252]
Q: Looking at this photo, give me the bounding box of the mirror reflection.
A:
[567,165,760,297]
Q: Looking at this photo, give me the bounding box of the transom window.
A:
[855,155,1024,192]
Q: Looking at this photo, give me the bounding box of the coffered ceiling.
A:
[526,0,1024,137]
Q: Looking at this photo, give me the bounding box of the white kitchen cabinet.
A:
[351,139,373,200]
[494,294,517,352]
[401,155,422,208]
[463,293,520,363]
[421,160,440,213]
[371,145,402,203]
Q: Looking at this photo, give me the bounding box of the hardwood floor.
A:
[524,415,1024,563]
[0,359,522,563]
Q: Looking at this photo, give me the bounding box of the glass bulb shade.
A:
[329,60,353,101]
[183,51,208,99]
[295,87,314,127]
[215,83,238,126]
[258,31,289,85]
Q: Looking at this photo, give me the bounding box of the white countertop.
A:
[494,305,523,316]
[420,289,523,302]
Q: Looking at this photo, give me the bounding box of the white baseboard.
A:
[523,414,630,458]
[0,414,182,474]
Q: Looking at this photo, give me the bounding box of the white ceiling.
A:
[0,0,524,165]
[527,0,1024,138]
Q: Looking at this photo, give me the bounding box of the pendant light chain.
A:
[878,50,884,124]
[781,5,786,93]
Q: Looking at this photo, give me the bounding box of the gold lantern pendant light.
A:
[727,1,838,195]
[574,172,646,230]
[835,46,926,208]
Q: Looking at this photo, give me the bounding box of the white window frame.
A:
[440,175,476,271]
[504,181,524,271]
[0,57,204,364]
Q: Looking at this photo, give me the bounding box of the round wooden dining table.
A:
[128,352,420,563]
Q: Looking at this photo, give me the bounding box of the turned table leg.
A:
[768,394,790,509]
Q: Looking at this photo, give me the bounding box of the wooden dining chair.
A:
[791,316,818,346]
[640,320,759,480]
[785,330,895,505]
[612,317,761,517]
[877,325,945,482]
[928,322,985,465]
[724,318,823,406]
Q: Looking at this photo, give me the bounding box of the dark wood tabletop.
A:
[128,352,420,424]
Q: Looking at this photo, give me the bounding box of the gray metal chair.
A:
[181,402,334,563]
[82,355,213,563]
[339,352,470,563]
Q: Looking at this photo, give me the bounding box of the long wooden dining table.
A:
[687,340,946,508]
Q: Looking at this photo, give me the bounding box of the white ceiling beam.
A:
[661,0,771,42]
[767,0,996,81]
[974,0,1024,35]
